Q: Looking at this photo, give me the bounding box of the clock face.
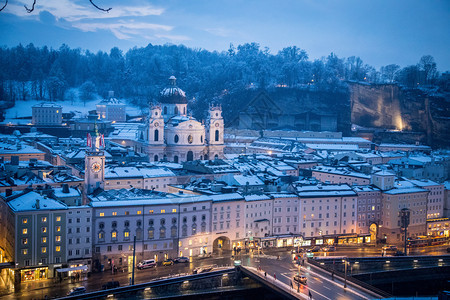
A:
[215,122,220,127]
[188,135,193,144]
[91,162,101,173]
[154,122,159,127]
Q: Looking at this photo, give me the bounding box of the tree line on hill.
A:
[0,42,446,120]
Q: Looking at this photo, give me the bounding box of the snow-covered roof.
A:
[233,175,264,186]
[374,170,395,176]
[53,187,81,198]
[32,102,62,108]
[105,166,175,179]
[244,194,271,201]
[383,187,428,195]
[305,144,359,151]
[311,166,370,179]
[202,193,244,202]
[7,191,67,212]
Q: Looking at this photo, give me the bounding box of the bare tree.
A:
[0,0,111,13]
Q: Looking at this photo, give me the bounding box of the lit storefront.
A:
[20,267,48,281]
[427,218,450,237]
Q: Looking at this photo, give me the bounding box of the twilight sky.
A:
[1,0,449,70]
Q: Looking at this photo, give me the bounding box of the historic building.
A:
[135,76,225,163]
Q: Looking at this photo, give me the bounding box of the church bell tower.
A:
[84,126,105,196]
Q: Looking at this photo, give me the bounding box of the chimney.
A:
[35,199,40,209]
[62,183,70,194]
[5,189,12,197]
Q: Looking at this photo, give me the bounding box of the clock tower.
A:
[84,129,105,196]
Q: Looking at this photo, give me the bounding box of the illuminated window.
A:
[56,216,61,222]
[22,228,28,235]
[125,211,129,216]
[149,210,154,214]
[100,213,105,217]
[189,240,192,245]
[22,249,28,255]
[22,218,28,224]
[41,217,47,223]
[161,209,165,213]
[55,236,61,242]
[22,238,28,245]
[56,226,61,232]
[55,246,61,252]
[98,233,104,239]
[41,247,47,253]
[372,206,375,211]
[137,211,142,215]
[42,237,47,243]
[112,212,117,216]
[172,209,177,213]
[112,232,117,238]
[42,227,47,233]
[124,231,130,238]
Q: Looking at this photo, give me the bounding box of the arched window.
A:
[183,107,186,114]
[174,135,179,143]
[214,154,219,160]
[159,227,166,239]
[204,154,209,160]
[154,155,159,162]
[163,106,167,114]
[148,228,154,239]
[111,221,117,228]
[174,156,179,163]
[192,223,197,235]
[175,106,178,114]
[171,226,177,238]
[215,130,219,142]
[136,228,143,240]
[200,136,203,143]
[124,221,130,227]
[201,222,206,233]
[154,129,159,142]
[182,224,188,237]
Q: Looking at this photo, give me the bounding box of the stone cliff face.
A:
[349,82,450,148]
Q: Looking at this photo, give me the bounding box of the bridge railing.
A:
[307,257,392,298]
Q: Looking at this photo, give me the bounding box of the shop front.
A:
[20,267,48,282]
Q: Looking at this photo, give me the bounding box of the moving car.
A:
[293,275,307,284]
[162,258,174,266]
[322,245,336,252]
[137,259,156,270]
[102,281,120,290]
[382,245,398,251]
[67,286,86,296]
[174,256,189,263]
[310,246,321,252]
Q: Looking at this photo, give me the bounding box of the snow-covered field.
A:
[2,98,143,125]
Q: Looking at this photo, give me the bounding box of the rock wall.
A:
[349,82,450,148]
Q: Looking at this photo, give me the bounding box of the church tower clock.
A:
[84,130,105,196]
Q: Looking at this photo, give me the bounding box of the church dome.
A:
[160,76,187,104]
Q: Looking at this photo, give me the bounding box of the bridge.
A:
[56,263,390,300]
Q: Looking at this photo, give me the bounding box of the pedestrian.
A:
[331,271,334,280]
[274,273,276,280]
[297,282,300,292]
[264,271,267,278]
[290,280,293,289]
[309,290,312,299]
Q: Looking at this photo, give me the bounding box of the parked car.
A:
[137,259,157,270]
[162,259,174,266]
[67,286,86,296]
[174,256,189,263]
[102,281,120,290]
[293,275,307,284]
[322,246,336,252]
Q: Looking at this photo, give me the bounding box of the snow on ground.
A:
[2,98,142,125]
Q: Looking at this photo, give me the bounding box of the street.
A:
[3,244,449,299]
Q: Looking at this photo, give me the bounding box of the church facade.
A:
[135,76,225,163]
